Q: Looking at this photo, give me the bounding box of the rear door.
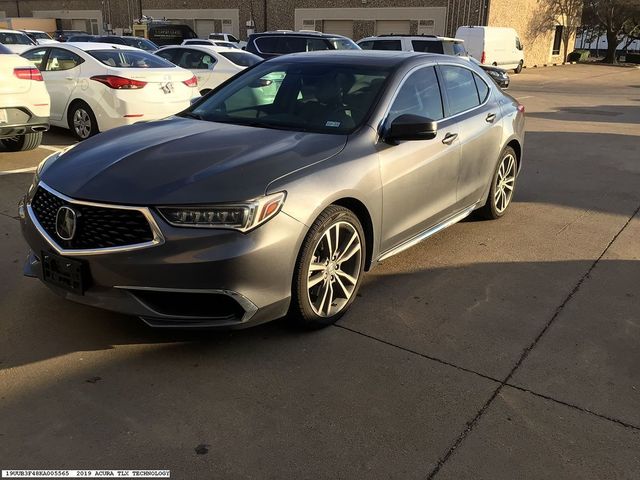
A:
[41,47,83,121]
[378,65,460,252]
[171,48,218,90]
[437,63,503,207]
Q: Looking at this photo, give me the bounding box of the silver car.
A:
[20,51,525,329]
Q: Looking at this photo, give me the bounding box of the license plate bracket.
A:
[41,251,86,295]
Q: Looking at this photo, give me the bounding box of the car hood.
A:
[41,118,347,205]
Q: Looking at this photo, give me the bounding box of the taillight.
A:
[90,75,147,89]
[183,75,198,87]
[14,67,43,81]
[480,51,486,64]
[517,104,525,114]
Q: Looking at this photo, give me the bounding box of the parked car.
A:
[246,30,360,59]
[357,34,467,56]
[53,30,90,42]
[67,35,159,52]
[357,34,510,89]
[182,39,239,49]
[20,51,524,329]
[155,45,262,95]
[0,29,36,54]
[469,56,510,89]
[21,42,199,140]
[455,26,525,73]
[146,23,198,46]
[0,43,49,151]
[21,30,58,45]
[208,32,246,49]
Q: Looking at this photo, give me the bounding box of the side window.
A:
[440,66,480,115]
[46,48,83,72]
[255,37,278,53]
[155,48,179,63]
[515,37,523,50]
[452,43,467,56]
[23,48,48,70]
[358,40,374,50]
[228,35,239,43]
[473,73,490,102]
[209,34,224,40]
[278,37,306,53]
[371,40,402,51]
[306,38,331,51]
[388,66,444,123]
[411,40,444,54]
[175,49,217,70]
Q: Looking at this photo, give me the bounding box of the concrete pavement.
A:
[0,64,639,478]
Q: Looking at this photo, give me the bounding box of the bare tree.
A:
[530,0,584,63]
[583,0,640,63]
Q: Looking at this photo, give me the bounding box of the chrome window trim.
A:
[115,285,258,323]
[27,181,165,256]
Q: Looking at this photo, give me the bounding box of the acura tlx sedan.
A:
[20,51,525,329]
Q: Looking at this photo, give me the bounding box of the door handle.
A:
[486,113,496,123]
[442,132,458,145]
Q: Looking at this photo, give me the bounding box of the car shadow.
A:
[526,105,639,123]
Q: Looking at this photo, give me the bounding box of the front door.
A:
[378,65,461,253]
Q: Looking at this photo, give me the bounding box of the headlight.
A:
[157,191,286,232]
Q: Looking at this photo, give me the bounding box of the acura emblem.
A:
[55,206,77,241]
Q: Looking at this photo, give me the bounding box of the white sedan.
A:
[0,29,36,54]
[0,43,50,151]
[155,45,262,95]
[182,39,239,49]
[21,42,200,140]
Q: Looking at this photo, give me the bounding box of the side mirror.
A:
[386,114,438,142]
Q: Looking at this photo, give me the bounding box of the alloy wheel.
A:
[73,108,92,139]
[494,153,516,213]
[307,221,362,317]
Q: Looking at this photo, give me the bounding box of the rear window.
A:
[412,40,444,54]
[219,51,262,67]
[209,34,225,40]
[121,37,158,51]
[0,32,34,45]
[89,49,175,68]
[452,42,467,56]
[256,36,306,54]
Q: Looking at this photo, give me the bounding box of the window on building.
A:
[552,25,563,55]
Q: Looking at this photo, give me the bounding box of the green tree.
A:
[583,0,640,63]
[532,0,585,63]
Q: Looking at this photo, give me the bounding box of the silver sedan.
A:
[20,51,525,329]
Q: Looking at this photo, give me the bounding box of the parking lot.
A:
[1,63,639,478]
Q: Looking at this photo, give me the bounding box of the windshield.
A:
[0,32,34,45]
[219,51,262,67]
[329,38,360,50]
[89,49,175,68]
[188,61,391,134]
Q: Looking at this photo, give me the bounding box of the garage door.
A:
[323,20,354,39]
[376,20,410,36]
[195,19,216,39]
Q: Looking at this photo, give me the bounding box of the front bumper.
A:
[20,187,308,328]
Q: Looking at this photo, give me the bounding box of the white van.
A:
[455,26,524,73]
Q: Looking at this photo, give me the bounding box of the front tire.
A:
[1,132,43,151]
[477,146,517,220]
[290,205,365,329]
[68,101,99,140]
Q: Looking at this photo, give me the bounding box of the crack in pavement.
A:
[0,211,19,222]
[424,202,640,479]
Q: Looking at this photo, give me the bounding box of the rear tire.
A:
[477,146,518,220]
[289,205,365,329]
[68,101,99,140]
[514,61,523,74]
[1,132,43,151]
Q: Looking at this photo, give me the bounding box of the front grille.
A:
[31,186,154,250]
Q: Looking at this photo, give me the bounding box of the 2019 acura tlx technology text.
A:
[19,51,525,329]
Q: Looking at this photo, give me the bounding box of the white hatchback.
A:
[21,43,200,140]
[155,45,262,95]
[0,44,50,151]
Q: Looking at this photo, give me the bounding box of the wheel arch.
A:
[506,138,522,173]
[331,197,375,272]
[66,98,100,132]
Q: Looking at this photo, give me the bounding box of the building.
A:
[0,0,577,68]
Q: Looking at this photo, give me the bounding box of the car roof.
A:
[0,28,29,34]
[359,35,463,42]
[62,42,140,51]
[24,30,46,33]
[269,50,440,66]
[159,45,248,54]
[251,30,351,39]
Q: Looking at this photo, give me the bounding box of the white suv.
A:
[208,33,247,49]
[357,35,467,56]
[0,44,50,151]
